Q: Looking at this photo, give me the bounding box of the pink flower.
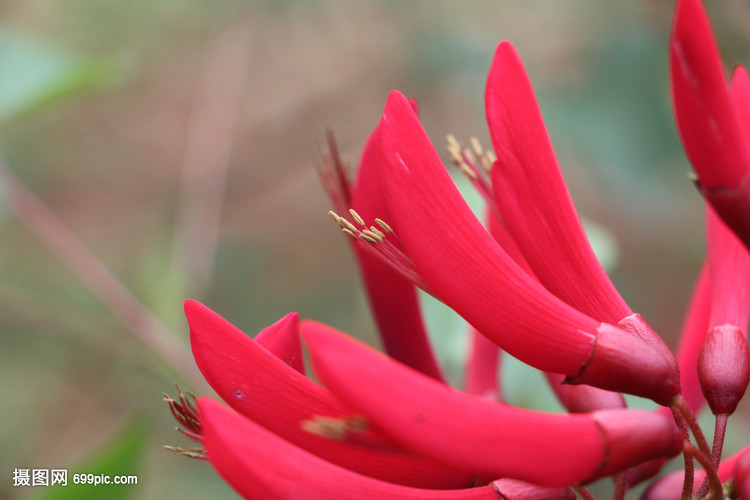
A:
[375,46,679,406]
[670,0,750,250]
[163,0,750,497]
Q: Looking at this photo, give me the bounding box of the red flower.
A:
[377,52,678,405]
[198,396,573,500]
[670,0,750,250]
[163,1,750,497]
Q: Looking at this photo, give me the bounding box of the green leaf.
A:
[0,29,123,122]
[32,421,148,500]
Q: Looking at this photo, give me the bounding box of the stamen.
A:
[375,218,394,234]
[369,226,386,239]
[315,130,352,214]
[361,229,384,243]
[302,415,401,452]
[349,208,366,227]
[327,210,435,295]
[485,150,497,168]
[328,210,342,224]
[470,136,484,158]
[164,383,206,460]
[164,445,208,461]
[445,134,501,221]
[471,136,492,172]
[360,232,380,244]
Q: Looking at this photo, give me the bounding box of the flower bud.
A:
[697,324,750,415]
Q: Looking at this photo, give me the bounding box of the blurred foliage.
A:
[32,422,147,500]
[0,29,122,122]
[0,0,748,499]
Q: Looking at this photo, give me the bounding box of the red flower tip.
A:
[486,40,631,324]
[565,323,681,406]
[588,409,682,480]
[670,0,750,190]
[253,311,304,374]
[490,478,575,500]
[671,0,750,250]
[379,90,599,376]
[697,324,750,415]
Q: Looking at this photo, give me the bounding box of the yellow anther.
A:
[485,150,497,169]
[360,233,380,244]
[369,226,386,239]
[332,216,357,233]
[470,137,483,157]
[459,163,478,180]
[361,229,384,243]
[464,148,478,168]
[328,210,342,223]
[341,228,357,239]
[375,218,394,233]
[349,208,366,227]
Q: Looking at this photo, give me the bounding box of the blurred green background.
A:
[1,0,749,498]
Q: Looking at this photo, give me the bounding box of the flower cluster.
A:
[165,0,750,498]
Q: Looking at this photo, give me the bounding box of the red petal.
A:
[464,327,501,400]
[486,41,631,324]
[199,398,499,500]
[566,323,681,406]
[670,0,750,189]
[674,263,710,415]
[545,373,624,413]
[302,320,681,487]
[464,209,506,401]
[185,300,473,488]
[350,125,444,381]
[706,205,750,329]
[490,479,574,500]
[253,312,305,374]
[731,66,750,141]
[379,89,598,375]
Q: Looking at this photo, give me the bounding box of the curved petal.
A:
[464,209,507,401]
[253,312,305,374]
[670,0,750,190]
[490,479,574,500]
[699,206,750,414]
[486,41,631,324]
[674,263,710,415]
[302,320,682,487]
[545,373,624,414]
[350,126,444,381]
[199,398,498,500]
[706,205,750,329]
[186,300,474,488]
[379,89,597,375]
[464,327,501,400]
[732,66,750,141]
